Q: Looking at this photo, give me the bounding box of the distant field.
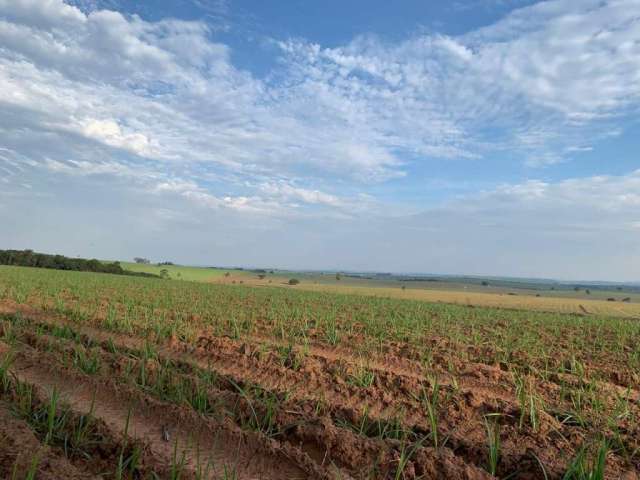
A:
[213,272,640,319]
[293,282,640,319]
[120,261,232,282]
[277,272,640,303]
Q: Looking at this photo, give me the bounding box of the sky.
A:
[0,0,639,281]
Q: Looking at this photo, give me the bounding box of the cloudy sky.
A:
[1,0,639,281]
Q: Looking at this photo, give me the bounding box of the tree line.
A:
[0,249,158,278]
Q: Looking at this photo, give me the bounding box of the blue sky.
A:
[0,0,639,280]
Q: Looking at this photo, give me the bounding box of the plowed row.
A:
[0,301,637,479]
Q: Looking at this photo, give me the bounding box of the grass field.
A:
[0,264,638,479]
[120,261,231,282]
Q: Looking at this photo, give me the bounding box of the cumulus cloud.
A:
[82,119,152,156]
[259,182,343,208]
[2,0,638,191]
[470,0,640,117]
[0,0,405,184]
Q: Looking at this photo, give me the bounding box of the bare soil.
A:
[0,301,638,479]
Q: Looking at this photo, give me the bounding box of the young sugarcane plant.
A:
[562,439,608,480]
[115,405,133,480]
[484,413,502,477]
[394,433,428,480]
[424,376,441,450]
[44,387,60,445]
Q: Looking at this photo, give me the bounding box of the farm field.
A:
[212,273,640,319]
[119,262,231,282]
[0,265,639,479]
[288,284,640,319]
[113,261,640,318]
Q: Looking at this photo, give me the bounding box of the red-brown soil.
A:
[0,301,638,479]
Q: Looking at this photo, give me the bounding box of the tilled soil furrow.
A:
[10,321,497,479]
[6,301,638,407]
[0,403,95,480]
[2,304,639,478]
[215,312,640,392]
[1,313,591,480]
[1,309,511,479]
[0,340,317,480]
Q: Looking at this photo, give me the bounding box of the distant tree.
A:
[481,281,489,286]
[288,278,300,285]
[335,273,341,281]
[0,249,158,278]
[134,257,150,264]
[401,285,406,291]
[574,286,581,292]
[585,289,591,295]
[159,269,170,279]
[86,259,101,272]
[258,274,266,279]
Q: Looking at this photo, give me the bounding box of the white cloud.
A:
[0,0,86,29]
[434,36,473,61]
[1,0,638,194]
[259,182,343,208]
[0,0,407,184]
[469,0,640,118]
[152,180,279,215]
[275,0,640,166]
[152,177,347,216]
[82,119,152,156]
[480,170,640,213]
[43,158,140,177]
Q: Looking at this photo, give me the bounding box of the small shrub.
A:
[288,279,300,285]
